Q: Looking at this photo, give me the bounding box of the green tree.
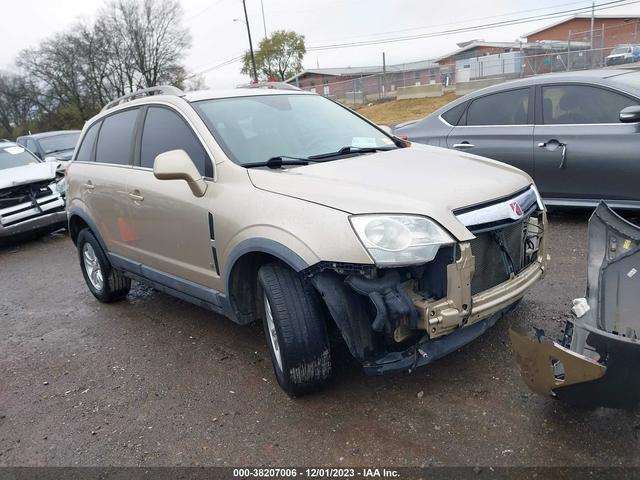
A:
[241,30,305,82]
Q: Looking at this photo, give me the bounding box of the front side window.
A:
[26,139,39,156]
[192,94,396,166]
[140,107,211,177]
[542,85,638,124]
[0,144,40,170]
[39,132,80,155]
[95,109,139,165]
[466,89,529,126]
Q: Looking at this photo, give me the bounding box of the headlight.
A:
[350,214,455,267]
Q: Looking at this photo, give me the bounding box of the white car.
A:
[0,141,67,240]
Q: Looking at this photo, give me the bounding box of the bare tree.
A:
[106,0,191,89]
[9,0,193,134]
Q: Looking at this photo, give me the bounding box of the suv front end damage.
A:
[511,202,640,409]
[307,186,548,374]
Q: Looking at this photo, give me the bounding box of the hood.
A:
[0,162,59,190]
[247,145,532,241]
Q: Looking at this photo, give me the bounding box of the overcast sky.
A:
[2,0,639,88]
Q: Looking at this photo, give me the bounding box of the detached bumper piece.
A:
[511,202,640,408]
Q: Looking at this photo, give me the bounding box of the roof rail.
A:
[101,85,185,112]
[237,81,301,91]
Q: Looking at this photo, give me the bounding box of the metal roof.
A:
[284,59,439,83]
[432,41,522,63]
[523,14,640,38]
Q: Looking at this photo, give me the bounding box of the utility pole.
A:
[243,0,258,83]
[260,0,267,38]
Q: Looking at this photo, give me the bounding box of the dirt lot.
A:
[1,211,640,467]
[352,93,457,126]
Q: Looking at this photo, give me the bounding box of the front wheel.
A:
[258,262,332,396]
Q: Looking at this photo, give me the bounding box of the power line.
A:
[190,54,244,77]
[306,0,632,52]
[189,0,638,76]
[309,0,596,44]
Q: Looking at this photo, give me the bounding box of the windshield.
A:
[39,132,80,154]
[0,144,40,170]
[192,94,396,166]
[611,47,631,55]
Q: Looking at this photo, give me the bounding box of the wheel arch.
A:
[224,238,311,325]
[67,208,107,252]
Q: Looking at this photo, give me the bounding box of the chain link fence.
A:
[291,20,640,105]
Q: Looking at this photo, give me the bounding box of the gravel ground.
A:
[1,211,639,467]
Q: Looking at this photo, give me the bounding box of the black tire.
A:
[77,228,131,303]
[258,262,332,396]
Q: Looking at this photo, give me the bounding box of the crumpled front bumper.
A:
[510,202,640,409]
[362,213,549,375]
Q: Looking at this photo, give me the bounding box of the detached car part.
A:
[511,202,640,408]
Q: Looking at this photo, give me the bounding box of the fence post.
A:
[567,30,572,71]
[601,24,605,67]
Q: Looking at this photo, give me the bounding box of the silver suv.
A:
[66,86,548,395]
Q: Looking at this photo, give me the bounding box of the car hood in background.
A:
[46,149,74,161]
[247,144,532,241]
[0,162,59,190]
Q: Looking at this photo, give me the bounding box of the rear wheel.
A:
[77,228,131,302]
[258,262,332,396]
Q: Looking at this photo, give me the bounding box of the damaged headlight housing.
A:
[350,214,455,267]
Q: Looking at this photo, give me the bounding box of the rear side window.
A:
[76,122,101,162]
[441,102,467,126]
[95,109,139,165]
[140,106,211,177]
[542,85,638,124]
[466,89,530,126]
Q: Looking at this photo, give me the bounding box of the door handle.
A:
[538,139,567,169]
[452,142,475,149]
[128,191,144,202]
[83,181,95,190]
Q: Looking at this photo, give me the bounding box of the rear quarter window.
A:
[75,122,101,162]
[441,102,467,126]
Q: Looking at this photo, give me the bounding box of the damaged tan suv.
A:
[66,85,548,395]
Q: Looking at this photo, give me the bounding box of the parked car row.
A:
[9,69,638,401]
[394,68,640,210]
[16,130,81,163]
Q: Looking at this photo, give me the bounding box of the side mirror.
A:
[378,125,393,135]
[620,105,640,123]
[153,149,207,197]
